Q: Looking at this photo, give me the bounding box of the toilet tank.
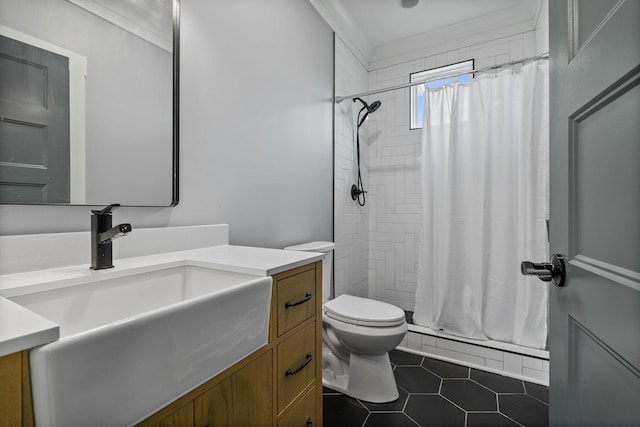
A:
[284,241,335,301]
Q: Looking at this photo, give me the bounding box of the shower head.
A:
[353,97,382,114]
[354,97,382,127]
[368,100,382,114]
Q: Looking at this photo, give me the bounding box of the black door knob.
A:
[521,254,566,287]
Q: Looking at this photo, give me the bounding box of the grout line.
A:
[525,394,550,407]
[403,412,422,427]
[439,393,468,414]
[355,398,371,412]
[360,412,370,427]
[501,412,527,427]
[523,381,550,406]
[401,392,410,413]
[470,378,503,393]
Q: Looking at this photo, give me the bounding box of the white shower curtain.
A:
[414,61,549,349]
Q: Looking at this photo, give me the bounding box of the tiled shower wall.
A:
[333,37,369,298]
[365,32,537,310]
[399,328,550,384]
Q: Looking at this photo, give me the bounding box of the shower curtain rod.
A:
[335,52,549,103]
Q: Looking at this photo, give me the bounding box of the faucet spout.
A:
[90,205,132,270]
[98,223,132,244]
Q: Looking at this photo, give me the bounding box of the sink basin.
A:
[9,263,272,426]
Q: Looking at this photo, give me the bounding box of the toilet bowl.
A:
[284,241,407,403]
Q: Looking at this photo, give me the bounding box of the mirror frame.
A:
[0,0,180,207]
[171,0,180,206]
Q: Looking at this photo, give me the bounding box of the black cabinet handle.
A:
[285,352,312,376]
[284,292,312,308]
[306,418,313,426]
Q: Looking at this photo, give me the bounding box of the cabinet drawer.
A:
[277,269,316,336]
[277,322,316,413]
[278,386,316,427]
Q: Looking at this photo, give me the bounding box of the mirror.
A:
[0,0,178,206]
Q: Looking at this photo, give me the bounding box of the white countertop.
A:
[0,298,58,358]
[0,244,323,357]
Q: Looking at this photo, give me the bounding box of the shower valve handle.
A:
[521,254,566,287]
[351,184,367,201]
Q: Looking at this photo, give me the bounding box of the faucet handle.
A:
[92,204,121,215]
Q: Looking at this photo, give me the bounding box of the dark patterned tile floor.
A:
[323,349,548,427]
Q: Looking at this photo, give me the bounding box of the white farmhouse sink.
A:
[9,263,272,427]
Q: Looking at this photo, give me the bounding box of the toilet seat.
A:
[323,295,406,327]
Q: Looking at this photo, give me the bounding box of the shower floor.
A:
[322,349,549,427]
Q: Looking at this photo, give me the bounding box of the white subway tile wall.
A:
[399,331,549,385]
[504,353,525,375]
[334,38,369,298]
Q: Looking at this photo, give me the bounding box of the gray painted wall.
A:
[0,0,334,250]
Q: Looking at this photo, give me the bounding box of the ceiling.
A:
[331,0,543,48]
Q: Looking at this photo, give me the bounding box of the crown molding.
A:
[369,4,536,70]
[308,1,539,72]
[307,0,371,70]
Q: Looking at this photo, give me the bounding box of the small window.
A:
[410,59,474,129]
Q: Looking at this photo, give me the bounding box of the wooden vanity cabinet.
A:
[138,261,323,427]
[272,263,322,426]
[277,386,316,427]
[0,351,33,427]
[194,351,273,427]
[152,401,193,427]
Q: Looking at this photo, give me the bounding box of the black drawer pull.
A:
[285,292,312,308]
[306,418,313,426]
[285,352,312,376]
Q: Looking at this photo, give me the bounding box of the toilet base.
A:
[322,351,399,403]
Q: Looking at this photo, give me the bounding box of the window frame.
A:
[409,59,475,130]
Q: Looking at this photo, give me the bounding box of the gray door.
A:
[548,1,640,426]
[0,35,70,203]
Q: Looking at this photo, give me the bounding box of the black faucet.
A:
[90,204,132,270]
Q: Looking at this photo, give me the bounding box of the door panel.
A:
[567,317,639,426]
[549,1,640,426]
[0,35,70,203]
[0,51,47,106]
[570,78,640,273]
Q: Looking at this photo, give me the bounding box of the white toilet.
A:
[284,241,407,403]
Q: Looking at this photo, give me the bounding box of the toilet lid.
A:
[323,295,406,327]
